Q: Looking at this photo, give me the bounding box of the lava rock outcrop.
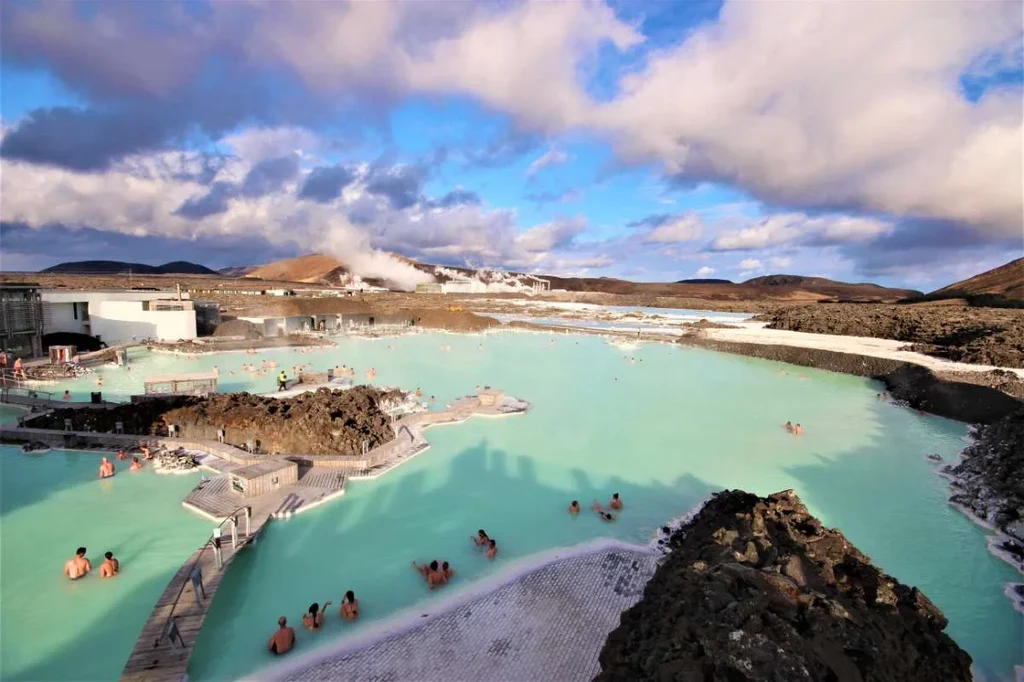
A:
[597,489,972,682]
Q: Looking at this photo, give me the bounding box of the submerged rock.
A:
[596,489,972,682]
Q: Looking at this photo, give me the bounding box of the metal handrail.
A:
[156,504,254,647]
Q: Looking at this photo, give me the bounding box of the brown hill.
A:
[245,254,349,283]
[930,258,1024,301]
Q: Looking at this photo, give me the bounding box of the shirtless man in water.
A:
[64,547,92,580]
[268,617,295,655]
[568,500,580,515]
[609,493,623,510]
[484,539,498,559]
[98,457,115,478]
[100,551,119,578]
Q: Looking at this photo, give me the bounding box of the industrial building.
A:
[0,283,45,357]
[41,290,198,344]
[416,275,550,295]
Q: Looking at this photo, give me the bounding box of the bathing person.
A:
[63,390,71,401]
[98,457,115,478]
[609,493,623,510]
[794,424,803,436]
[100,551,119,578]
[413,559,439,579]
[141,444,153,460]
[441,561,456,583]
[784,421,794,433]
[268,616,296,655]
[341,591,360,621]
[277,370,287,392]
[130,457,142,472]
[472,529,490,546]
[568,500,580,515]
[64,547,91,580]
[302,601,331,630]
[116,449,128,460]
[591,501,616,522]
[485,539,498,559]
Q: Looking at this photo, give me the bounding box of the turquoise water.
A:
[11,332,1024,680]
[0,441,211,681]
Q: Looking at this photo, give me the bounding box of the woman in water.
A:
[341,591,359,621]
[302,601,332,630]
[471,529,490,547]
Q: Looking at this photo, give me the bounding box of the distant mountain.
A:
[676,278,733,284]
[218,265,256,278]
[41,260,218,275]
[245,254,350,283]
[743,274,921,300]
[929,258,1023,301]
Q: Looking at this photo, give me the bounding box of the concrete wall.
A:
[90,301,197,343]
[45,302,90,335]
[42,290,191,304]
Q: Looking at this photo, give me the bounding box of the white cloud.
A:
[527,148,570,178]
[695,266,716,277]
[737,258,763,271]
[223,126,321,163]
[769,256,792,269]
[594,1,1022,236]
[709,213,892,250]
[641,213,703,243]
[515,216,586,252]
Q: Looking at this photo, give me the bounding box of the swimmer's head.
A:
[76,547,87,557]
[278,616,287,627]
[429,560,439,570]
[104,551,113,560]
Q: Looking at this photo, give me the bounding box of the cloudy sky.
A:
[0,0,1021,289]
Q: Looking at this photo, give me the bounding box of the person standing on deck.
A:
[277,370,287,392]
[13,357,24,379]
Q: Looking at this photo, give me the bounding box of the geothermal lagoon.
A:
[1,331,1020,681]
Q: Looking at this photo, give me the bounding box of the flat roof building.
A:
[0,283,44,358]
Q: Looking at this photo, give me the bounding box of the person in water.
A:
[485,539,498,559]
[116,449,128,460]
[64,547,91,580]
[794,424,803,436]
[568,500,580,515]
[784,421,794,433]
[98,457,115,479]
[129,457,142,472]
[591,501,616,522]
[63,390,71,401]
[609,493,623,510]
[441,561,456,583]
[100,551,119,578]
[341,591,360,621]
[413,559,439,579]
[302,601,331,630]
[472,529,489,547]
[268,616,295,655]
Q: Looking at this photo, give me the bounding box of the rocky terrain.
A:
[759,303,1024,367]
[598,490,973,682]
[33,386,404,455]
[943,408,1024,572]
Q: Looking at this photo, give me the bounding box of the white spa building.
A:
[41,290,198,344]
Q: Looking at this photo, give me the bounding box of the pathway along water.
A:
[7,332,1023,680]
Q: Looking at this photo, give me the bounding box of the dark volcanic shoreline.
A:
[598,489,973,682]
[678,333,1022,425]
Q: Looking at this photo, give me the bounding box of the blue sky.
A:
[0,0,1021,290]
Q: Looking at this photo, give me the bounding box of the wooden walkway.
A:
[120,506,265,682]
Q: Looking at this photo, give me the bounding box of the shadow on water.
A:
[187,438,720,681]
[783,446,1024,681]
